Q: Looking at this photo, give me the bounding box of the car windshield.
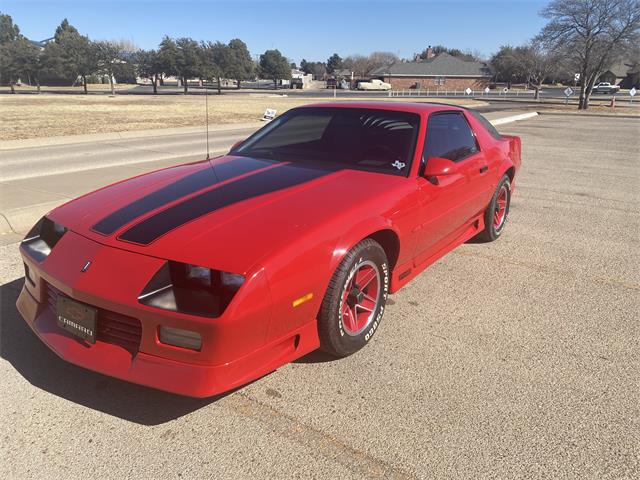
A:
[233,107,420,176]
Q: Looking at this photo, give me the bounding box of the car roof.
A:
[297,101,466,115]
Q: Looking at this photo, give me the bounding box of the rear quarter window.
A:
[468,110,503,140]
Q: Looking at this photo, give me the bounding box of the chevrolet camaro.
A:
[17,102,521,397]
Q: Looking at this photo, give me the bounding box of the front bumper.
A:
[17,284,318,398]
[16,231,319,397]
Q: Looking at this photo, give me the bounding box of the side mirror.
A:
[423,157,458,177]
[229,140,244,152]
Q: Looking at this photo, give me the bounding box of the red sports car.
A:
[17,102,521,397]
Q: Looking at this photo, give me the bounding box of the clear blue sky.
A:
[2,0,549,61]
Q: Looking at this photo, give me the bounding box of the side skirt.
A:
[389,213,485,293]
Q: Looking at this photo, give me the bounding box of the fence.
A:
[387,89,539,98]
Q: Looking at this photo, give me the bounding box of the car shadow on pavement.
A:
[293,349,337,363]
[0,278,222,426]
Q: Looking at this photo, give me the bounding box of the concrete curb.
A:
[538,111,640,120]
[0,110,540,236]
[490,112,539,125]
[1,200,61,236]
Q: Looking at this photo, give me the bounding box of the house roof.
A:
[605,61,638,77]
[333,68,352,77]
[371,53,492,77]
[27,37,54,49]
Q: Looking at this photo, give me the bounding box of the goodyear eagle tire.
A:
[477,175,511,242]
[318,239,389,357]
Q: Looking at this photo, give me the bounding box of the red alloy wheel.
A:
[493,185,508,230]
[340,260,381,336]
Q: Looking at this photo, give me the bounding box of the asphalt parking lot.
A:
[0,114,638,479]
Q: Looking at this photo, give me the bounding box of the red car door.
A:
[412,111,488,265]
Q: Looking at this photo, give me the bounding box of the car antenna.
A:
[205,80,210,160]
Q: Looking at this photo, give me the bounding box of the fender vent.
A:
[47,284,142,353]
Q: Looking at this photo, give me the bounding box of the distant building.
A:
[289,69,313,89]
[27,37,53,51]
[333,68,353,79]
[370,52,492,90]
[598,61,640,89]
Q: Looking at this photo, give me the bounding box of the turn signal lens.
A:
[159,326,202,351]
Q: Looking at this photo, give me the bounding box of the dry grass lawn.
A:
[1,93,477,141]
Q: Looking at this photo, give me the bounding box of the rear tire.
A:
[476,175,511,242]
[318,239,389,357]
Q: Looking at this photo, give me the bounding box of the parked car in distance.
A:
[326,78,350,89]
[357,79,392,91]
[592,82,621,94]
[17,102,521,398]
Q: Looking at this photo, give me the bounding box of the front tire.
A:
[477,175,511,242]
[318,239,389,357]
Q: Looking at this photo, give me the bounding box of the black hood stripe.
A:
[92,157,273,235]
[118,163,332,245]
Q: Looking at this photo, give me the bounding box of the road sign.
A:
[465,87,472,95]
[630,87,637,96]
[262,108,277,121]
[574,73,580,81]
[502,87,509,93]
[484,87,490,94]
[564,87,574,97]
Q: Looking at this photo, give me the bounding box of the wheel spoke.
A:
[362,292,377,303]
[349,306,359,331]
[358,268,377,289]
[355,303,374,313]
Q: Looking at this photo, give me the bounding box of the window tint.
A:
[423,112,479,162]
[236,108,420,176]
[468,110,503,140]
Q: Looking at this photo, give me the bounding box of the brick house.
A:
[370,52,492,90]
[598,61,640,89]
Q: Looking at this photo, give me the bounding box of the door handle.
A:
[479,166,488,174]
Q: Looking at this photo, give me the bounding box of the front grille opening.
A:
[47,284,142,353]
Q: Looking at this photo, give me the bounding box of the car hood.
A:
[49,155,406,275]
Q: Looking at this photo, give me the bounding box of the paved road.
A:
[1,115,638,479]
[0,126,260,182]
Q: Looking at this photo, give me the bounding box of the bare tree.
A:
[369,51,399,69]
[515,43,560,99]
[95,40,128,95]
[342,55,373,78]
[343,52,398,78]
[537,0,640,109]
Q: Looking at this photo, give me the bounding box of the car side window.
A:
[423,112,479,164]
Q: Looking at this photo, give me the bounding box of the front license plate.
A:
[57,296,97,343]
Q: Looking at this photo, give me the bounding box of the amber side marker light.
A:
[292,293,314,308]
